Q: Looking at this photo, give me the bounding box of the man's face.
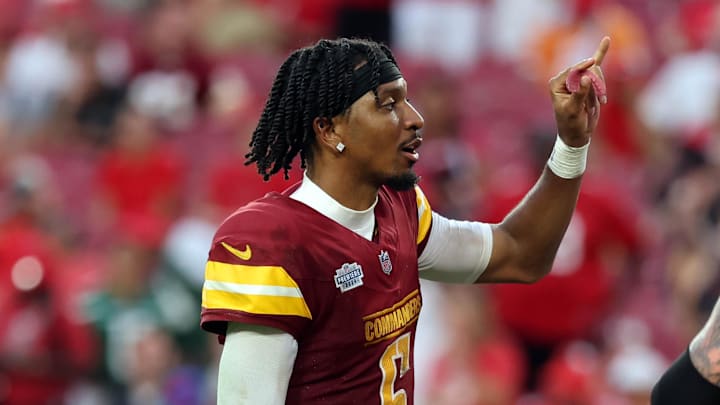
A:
[332,78,425,190]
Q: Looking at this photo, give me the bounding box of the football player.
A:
[200,36,610,404]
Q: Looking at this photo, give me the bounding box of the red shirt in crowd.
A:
[483,178,643,345]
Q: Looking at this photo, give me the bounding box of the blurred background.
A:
[0,0,719,404]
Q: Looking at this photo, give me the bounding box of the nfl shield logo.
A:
[378,250,392,275]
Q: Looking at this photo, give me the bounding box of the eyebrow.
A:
[377,80,407,97]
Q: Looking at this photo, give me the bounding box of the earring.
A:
[336,142,345,153]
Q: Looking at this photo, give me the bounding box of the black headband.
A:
[344,57,403,111]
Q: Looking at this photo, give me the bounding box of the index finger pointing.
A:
[592,36,611,66]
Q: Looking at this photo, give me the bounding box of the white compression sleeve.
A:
[418,212,493,284]
[218,323,298,405]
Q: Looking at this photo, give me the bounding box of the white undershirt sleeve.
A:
[418,211,493,284]
[218,323,298,405]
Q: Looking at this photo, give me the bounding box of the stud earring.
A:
[336,142,345,153]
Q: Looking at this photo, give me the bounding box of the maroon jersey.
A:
[201,183,433,404]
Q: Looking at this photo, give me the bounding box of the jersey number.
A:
[379,332,411,405]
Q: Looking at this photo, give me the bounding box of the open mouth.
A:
[400,137,422,162]
[401,147,419,162]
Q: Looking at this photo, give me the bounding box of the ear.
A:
[313,117,343,152]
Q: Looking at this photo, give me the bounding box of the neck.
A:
[306,167,379,211]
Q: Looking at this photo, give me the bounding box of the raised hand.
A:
[548,36,610,147]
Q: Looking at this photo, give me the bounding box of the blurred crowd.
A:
[0,0,719,404]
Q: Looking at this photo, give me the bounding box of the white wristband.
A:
[547,135,589,179]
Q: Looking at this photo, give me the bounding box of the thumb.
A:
[570,75,592,106]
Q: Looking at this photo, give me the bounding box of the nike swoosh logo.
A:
[221,242,252,261]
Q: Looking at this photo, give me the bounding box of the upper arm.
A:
[418,213,539,284]
[218,323,298,404]
[201,210,313,339]
[418,212,493,283]
[414,186,495,283]
[412,185,540,284]
[474,224,529,283]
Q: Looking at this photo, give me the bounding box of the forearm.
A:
[478,37,607,284]
[652,348,720,404]
[489,167,581,282]
[690,300,720,384]
[651,299,720,403]
[218,323,297,404]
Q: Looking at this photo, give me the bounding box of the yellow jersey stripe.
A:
[203,280,303,298]
[203,289,312,319]
[205,261,299,288]
[415,186,432,244]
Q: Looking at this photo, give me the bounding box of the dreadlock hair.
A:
[245,38,398,180]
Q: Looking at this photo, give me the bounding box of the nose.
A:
[405,101,424,131]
